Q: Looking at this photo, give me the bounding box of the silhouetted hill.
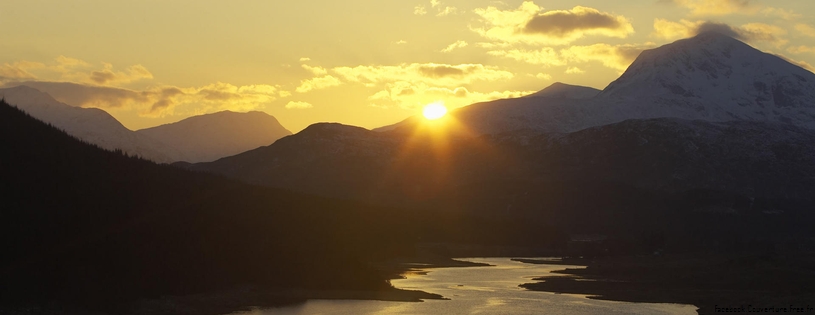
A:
[523,82,600,99]
[137,110,292,163]
[0,99,421,311]
[0,85,176,162]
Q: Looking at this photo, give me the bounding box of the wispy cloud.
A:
[472,2,634,45]
[2,80,286,118]
[441,40,468,53]
[332,63,513,87]
[488,43,652,71]
[285,101,313,109]
[653,19,788,46]
[295,75,342,93]
[665,0,754,16]
[487,48,564,66]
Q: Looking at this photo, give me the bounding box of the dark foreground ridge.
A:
[0,99,454,314]
[518,252,815,315]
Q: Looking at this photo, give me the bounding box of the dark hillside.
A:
[0,100,415,311]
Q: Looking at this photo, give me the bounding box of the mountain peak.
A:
[525,82,600,99]
[137,110,292,163]
[594,32,815,129]
[0,85,61,106]
[300,122,369,136]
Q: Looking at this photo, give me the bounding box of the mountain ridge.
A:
[137,109,292,163]
[0,85,177,162]
[386,32,815,135]
[0,85,292,163]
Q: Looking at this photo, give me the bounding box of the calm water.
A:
[230,258,697,315]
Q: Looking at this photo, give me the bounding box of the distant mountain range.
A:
[438,32,815,135]
[0,85,176,162]
[0,98,418,310]
[0,86,291,163]
[189,32,815,211]
[136,110,291,163]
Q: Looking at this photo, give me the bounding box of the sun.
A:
[422,102,448,120]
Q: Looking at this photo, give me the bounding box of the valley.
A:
[2,31,815,314]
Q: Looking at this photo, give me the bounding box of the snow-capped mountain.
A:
[0,85,177,162]
[597,31,815,128]
[448,31,815,135]
[136,111,291,163]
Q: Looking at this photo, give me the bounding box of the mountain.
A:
[191,117,815,209]
[596,31,815,128]
[0,99,427,312]
[0,85,293,163]
[188,31,815,211]
[443,32,815,135]
[373,82,600,133]
[0,85,176,162]
[136,110,291,163]
[523,82,600,99]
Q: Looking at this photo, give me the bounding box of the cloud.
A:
[427,0,457,16]
[523,7,632,37]
[1,56,155,87]
[666,0,797,19]
[301,64,328,76]
[489,43,651,71]
[395,40,408,45]
[487,47,564,66]
[285,101,313,109]
[89,63,153,85]
[414,5,427,15]
[787,46,815,55]
[535,73,552,80]
[299,57,311,62]
[472,2,634,45]
[666,0,754,16]
[332,63,513,87]
[365,80,533,110]
[296,75,342,93]
[441,40,469,53]
[0,61,45,81]
[437,6,458,16]
[770,54,815,72]
[327,61,522,110]
[760,7,801,19]
[2,80,282,117]
[565,67,585,74]
[560,43,654,71]
[796,24,815,38]
[653,20,787,46]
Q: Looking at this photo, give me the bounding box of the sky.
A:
[2,0,814,132]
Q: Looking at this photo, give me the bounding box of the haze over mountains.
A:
[136,111,291,163]
[0,85,291,163]
[190,32,815,209]
[0,85,176,162]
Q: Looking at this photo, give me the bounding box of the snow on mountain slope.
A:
[136,110,292,163]
[450,32,815,135]
[596,31,815,128]
[0,85,177,162]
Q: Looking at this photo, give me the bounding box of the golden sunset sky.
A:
[2,0,814,132]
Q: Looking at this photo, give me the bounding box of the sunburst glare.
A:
[422,101,448,120]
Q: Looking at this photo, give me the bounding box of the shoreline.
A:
[514,252,815,315]
[125,256,489,315]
